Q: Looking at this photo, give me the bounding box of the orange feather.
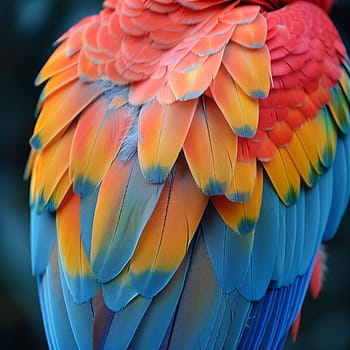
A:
[223,42,271,98]
[129,157,208,296]
[211,65,259,137]
[138,99,197,183]
[183,97,237,194]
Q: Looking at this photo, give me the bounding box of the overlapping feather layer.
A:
[27,0,350,348]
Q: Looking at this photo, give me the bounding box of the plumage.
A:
[27,0,350,349]
[137,99,197,183]
[211,65,259,137]
[56,191,98,303]
[70,100,133,195]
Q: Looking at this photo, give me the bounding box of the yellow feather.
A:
[263,148,300,206]
[212,166,263,235]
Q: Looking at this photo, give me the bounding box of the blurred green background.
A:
[0,0,349,349]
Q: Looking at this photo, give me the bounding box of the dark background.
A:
[0,0,349,349]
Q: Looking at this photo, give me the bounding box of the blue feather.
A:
[129,250,190,349]
[102,267,138,312]
[59,258,93,350]
[223,294,251,349]
[272,203,286,283]
[290,190,306,282]
[239,177,280,300]
[80,187,99,259]
[166,233,225,349]
[323,135,350,240]
[38,246,78,350]
[103,297,151,350]
[239,265,313,349]
[299,178,321,275]
[202,203,254,293]
[30,209,56,275]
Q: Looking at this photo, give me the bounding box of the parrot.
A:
[26,0,350,349]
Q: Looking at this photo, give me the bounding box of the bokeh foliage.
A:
[0,0,349,349]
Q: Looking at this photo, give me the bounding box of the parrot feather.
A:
[191,21,235,56]
[30,80,102,150]
[165,234,245,350]
[211,165,263,235]
[37,246,79,350]
[91,157,164,283]
[294,121,323,175]
[28,1,350,349]
[79,188,99,259]
[32,126,74,210]
[70,99,133,195]
[102,296,152,350]
[65,21,85,57]
[183,96,238,194]
[219,5,259,25]
[56,191,98,303]
[59,259,94,350]
[263,147,300,206]
[267,121,293,147]
[231,13,267,49]
[237,176,280,300]
[46,170,71,212]
[222,295,252,349]
[239,269,312,350]
[223,42,271,98]
[202,204,255,293]
[323,134,350,240]
[128,251,190,350]
[211,65,259,137]
[328,72,350,133]
[310,107,337,169]
[102,264,138,311]
[137,99,197,183]
[225,159,257,201]
[285,132,318,187]
[169,50,224,101]
[78,50,100,82]
[35,43,78,86]
[39,65,79,105]
[129,158,207,297]
[30,209,57,276]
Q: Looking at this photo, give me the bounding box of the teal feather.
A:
[166,234,228,349]
[80,187,99,259]
[290,190,306,282]
[223,295,251,349]
[59,258,93,350]
[271,203,286,283]
[299,162,333,274]
[299,177,322,275]
[204,294,228,350]
[164,234,252,350]
[102,267,138,312]
[238,177,279,300]
[38,247,78,350]
[202,203,254,293]
[128,251,190,350]
[275,202,298,286]
[323,135,350,240]
[103,297,151,350]
[30,209,56,275]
